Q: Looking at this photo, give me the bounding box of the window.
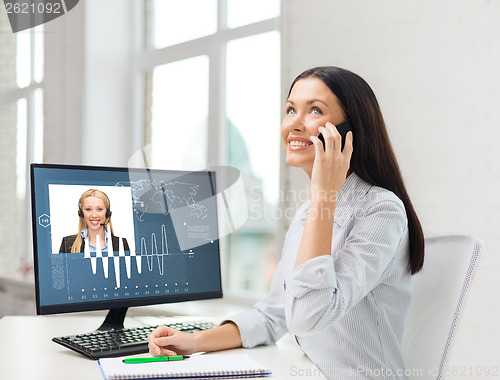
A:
[145,0,217,49]
[141,0,281,295]
[226,0,280,29]
[0,13,44,274]
[225,32,281,292]
[148,55,210,170]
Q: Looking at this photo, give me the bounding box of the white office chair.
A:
[403,235,483,380]
[401,235,483,380]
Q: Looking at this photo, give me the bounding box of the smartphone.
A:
[317,120,353,150]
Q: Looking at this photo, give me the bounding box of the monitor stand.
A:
[97,307,129,331]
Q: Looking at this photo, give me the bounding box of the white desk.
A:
[0,315,326,379]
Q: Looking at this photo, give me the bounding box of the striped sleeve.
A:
[223,254,288,348]
[284,199,407,336]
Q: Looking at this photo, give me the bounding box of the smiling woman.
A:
[58,189,130,254]
[281,77,347,177]
[147,66,425,379]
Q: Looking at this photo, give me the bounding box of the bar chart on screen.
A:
[82,224,197,289]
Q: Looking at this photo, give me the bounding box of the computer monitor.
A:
[30,163,222,330]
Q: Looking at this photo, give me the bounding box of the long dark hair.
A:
[290,66,424,274]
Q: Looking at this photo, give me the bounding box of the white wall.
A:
[44,0,137,167]
[44,1,84,164]
[281,0,500,377]
[83,0,136,167]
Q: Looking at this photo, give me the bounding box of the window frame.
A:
[134,0,281,298]
[0,27,44,271]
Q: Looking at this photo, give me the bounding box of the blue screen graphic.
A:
[31,165,222,312]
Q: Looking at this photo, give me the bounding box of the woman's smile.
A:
[288,137,314,150]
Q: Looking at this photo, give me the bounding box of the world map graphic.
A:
[116,180,208,222]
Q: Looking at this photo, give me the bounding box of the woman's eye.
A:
[286,107,296,115]
[311,107,322,114]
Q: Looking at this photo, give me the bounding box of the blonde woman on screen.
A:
[59,189,130,254]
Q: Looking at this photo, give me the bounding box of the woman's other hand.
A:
[147,322,242,357]
[147,326,197,356]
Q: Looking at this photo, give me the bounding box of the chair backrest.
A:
[401,235,483,380]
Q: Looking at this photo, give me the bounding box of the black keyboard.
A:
[52,321,217,360]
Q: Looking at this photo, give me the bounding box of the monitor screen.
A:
[30,163,222,319]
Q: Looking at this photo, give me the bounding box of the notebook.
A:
[98,353,272,379]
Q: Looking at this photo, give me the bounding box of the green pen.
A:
[123,355,190,364]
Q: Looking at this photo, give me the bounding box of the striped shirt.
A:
[228,173,411,379]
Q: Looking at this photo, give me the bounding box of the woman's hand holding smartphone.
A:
[309,120,354,206]
[317,119,353,151]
